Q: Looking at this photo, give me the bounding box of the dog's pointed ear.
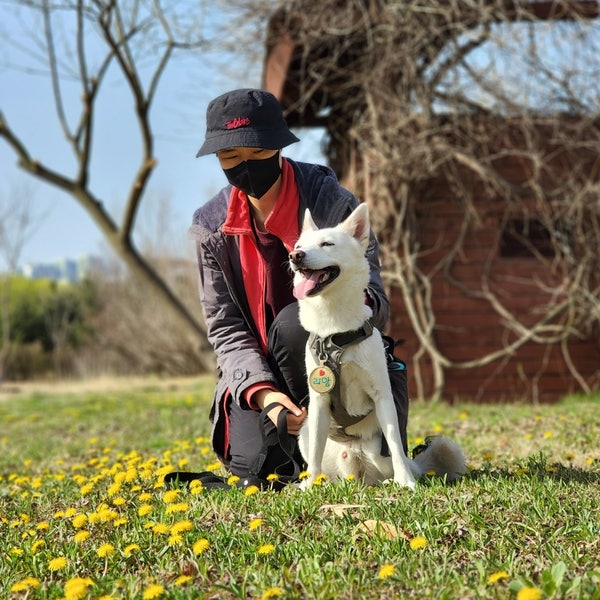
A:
[341,203,370,250]
[302,209,318,232]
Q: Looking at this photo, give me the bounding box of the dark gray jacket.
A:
[192,159,389,456]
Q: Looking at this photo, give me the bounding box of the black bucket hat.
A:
[196,89,300,157]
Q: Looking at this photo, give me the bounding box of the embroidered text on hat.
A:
[226,117,250,130]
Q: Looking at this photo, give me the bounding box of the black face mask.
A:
[223,152,281,198]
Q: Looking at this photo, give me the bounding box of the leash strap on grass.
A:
[256,401,303,483]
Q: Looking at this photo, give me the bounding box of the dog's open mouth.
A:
[293,266,340,300]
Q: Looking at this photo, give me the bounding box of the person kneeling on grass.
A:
[186,88,389,489]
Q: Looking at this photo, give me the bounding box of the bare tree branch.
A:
[0,0,214,371]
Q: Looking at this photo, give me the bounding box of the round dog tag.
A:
[309,365,336,393]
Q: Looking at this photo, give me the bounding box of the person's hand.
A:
[255,389,307,435]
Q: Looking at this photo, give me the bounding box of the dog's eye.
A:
[319,240,334,247]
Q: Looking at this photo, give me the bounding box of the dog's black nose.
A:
[289,249,305,265]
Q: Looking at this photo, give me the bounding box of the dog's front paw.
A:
[299,478,313,491]
[384,475,416,490]
[298,471,328,490]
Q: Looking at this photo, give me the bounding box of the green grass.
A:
[1,378,599,599]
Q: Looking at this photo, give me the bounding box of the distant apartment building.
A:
[19,255,106,282]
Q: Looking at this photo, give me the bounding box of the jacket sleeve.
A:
[196,239,279,407]
[364,227,390,332]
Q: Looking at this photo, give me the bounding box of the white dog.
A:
[289,204,466,489]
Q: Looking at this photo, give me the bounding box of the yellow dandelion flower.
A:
[64,507,77,518]
[36,521,50,530]
[153,523,170,535]
[165,502,189,514]
[459,411,468,419]
[345,474,356,481]
[96,543,115,558]
[124,543,140,557]
[31,539,45,553]
[106,482,121,497]
[488,570,510,584]
[190,480,204,494]
[80,483,94,495]
[168,534,183,546]
[48,556,68,571]
[138,504,153,517]
[227,475,240,486]
[139,492,153,502]
[266,473,279,482]
[64,577,94,600]
[113,471,127,485]
[113,517,128,527]
[10,547,24,556]
[73,530,91,544]
[192,538,210,555]
[72,514,88,529]
[205,461,222,472]
[10,577,41,592]
[543,431,554,439]
[142,584,165,599]
[517,587,543,600]
[433,424,444,433]
[515,467,529,476]
[249,518,263,530]
[171,520,193,535]
[312,474,328,486]
[112,496,126,506]
[162,489,181,504]
[155,466,173,480]
[298,470,310,480]
[261,587,284,599]
[409,536,428,550]
[257,543,275,555]
[245,485,260,496]
[378,564,396,579]
[174,575,193,586]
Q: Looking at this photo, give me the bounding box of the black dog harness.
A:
[307,318,375,429]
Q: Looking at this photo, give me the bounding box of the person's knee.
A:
[268,302,307,355]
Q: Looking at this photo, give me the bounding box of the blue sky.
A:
[0,4,324,270]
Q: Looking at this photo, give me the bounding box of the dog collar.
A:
[308,318,374,367]
[307,318,374,429]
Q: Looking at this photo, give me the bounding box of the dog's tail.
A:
[411,436,467,482]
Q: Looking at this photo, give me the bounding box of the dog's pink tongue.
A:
[293,272,320,300]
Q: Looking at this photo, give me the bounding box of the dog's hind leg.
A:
[373,396,416,489]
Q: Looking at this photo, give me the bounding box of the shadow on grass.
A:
[463,454,600,485]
